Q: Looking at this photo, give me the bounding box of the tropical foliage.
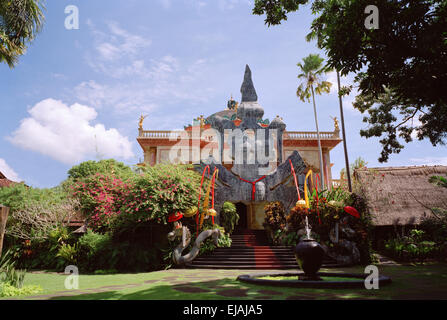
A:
[263,187,373,263]
[1,160,220,273]
[385,229,438,263]
[0,0,45,67]
[253,0,447,163]
[296,53,331,187]
[296,53,331,103]
[0,248,42,297]
[0,184,76,241]
[67,159,134,182]
[70,163,201,232]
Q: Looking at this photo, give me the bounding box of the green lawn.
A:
[2,263,447,300]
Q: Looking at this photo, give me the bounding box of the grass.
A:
[1,263,447,300]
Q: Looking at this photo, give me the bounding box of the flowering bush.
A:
[71,164,201,232]
[263,202,286,244]
[71,173,132,231]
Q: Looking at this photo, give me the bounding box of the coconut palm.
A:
[0,0,45,68]
[296,53,332,189]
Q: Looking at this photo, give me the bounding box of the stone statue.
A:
[331,116,340,131]
[196,115,205,128]
[139,114,148,130]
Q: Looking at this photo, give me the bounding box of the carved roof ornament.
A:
[227,94,239,111]
[240,65,258,102]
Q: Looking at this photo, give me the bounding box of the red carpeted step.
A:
[187,230,303,270]
[186,229,338,270]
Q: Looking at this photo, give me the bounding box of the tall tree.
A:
[296,53,332,189]
[0,0,45,68]
[253,0,447,162]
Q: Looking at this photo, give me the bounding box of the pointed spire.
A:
[240,64,258,102]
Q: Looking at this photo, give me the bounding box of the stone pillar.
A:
[0,205,10,258]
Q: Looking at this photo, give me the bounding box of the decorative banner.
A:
[210,168,219,225]
[289,159,301,201]
[196,165,210,233]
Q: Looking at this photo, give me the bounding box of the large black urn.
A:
[294,239,325,281]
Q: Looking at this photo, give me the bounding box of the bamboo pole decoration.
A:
[304,170,314,209]
[196,165,210,233]
[0,205,10,258]
[200,168,219,230]
[210,169,219,225]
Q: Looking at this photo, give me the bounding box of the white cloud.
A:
[8,99,134,165]
[409,157,447,166]
[0,158,21,182]
[74,56,213,114]
[95,21,151,61]
[85,21,151,78]
[72,21,216,117]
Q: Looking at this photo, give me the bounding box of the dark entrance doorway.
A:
[235,202,248,230]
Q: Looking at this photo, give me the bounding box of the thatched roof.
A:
[0,171,17,188]
[354,165,447,226]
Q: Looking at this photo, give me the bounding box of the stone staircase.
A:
[186,229,337,270]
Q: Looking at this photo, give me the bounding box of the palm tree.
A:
[296,54,332,189]
[0,0,45,68]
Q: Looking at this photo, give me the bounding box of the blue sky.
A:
[1,0,446,188]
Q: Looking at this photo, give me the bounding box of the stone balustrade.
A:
[283,130,340,139]
[138,129,340,140]
[138,130,214,141]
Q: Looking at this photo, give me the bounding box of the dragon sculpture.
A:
[167,216,221,265]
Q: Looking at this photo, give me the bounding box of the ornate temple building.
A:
[137,65,342,230]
